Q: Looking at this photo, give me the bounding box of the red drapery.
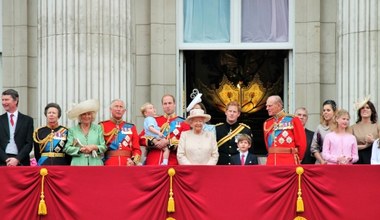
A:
[0,165,379,220]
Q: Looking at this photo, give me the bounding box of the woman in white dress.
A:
[177,109,219,165]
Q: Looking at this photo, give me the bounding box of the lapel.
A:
[14,113,24,136]
[245,153,254,165]
[234,155,241,165]
[0,113,10,139]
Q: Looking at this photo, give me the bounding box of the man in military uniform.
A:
[264,95,306,165]
[139,94,190,165]
[216,101,253,165]
[100,99,141,166]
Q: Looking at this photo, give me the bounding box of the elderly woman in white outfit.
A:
[177,109,219,165]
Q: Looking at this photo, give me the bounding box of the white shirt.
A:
[240,151,248,164]
[371,139,380,164]
[5,111,19,154]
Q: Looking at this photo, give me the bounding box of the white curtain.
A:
[241,0,288,42]
[184,0,230,43]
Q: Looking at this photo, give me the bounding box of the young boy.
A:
[140,102,169,165]
[231,134,258,165]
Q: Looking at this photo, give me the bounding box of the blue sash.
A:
[109,123,134,150]
[162,117,184,137]
[38,129,67,165]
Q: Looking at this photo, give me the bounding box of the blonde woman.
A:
[322,109,358,164]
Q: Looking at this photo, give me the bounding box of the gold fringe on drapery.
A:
[38,168,48,215]
[294,166,307,220]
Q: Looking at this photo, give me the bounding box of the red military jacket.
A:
[263,112,306,165]
[139,114,190,165]
[100,119,141,166]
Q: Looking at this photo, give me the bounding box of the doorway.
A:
[184,50,288,155]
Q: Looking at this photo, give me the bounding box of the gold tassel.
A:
[167,197,175,212]
[38,199,47,215]
[297,196,304,212]
[38,168,48,215]
[167,168,176,213]
[294,216,307,220]
[295,166,305,212]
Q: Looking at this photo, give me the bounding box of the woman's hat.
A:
[186,93,202,112]
[354,96,370,111]
[67,99,100,120]
[186,109,211,123]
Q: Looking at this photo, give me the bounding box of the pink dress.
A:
[322,132,358,164]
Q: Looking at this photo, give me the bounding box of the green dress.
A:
[64,123,107,166]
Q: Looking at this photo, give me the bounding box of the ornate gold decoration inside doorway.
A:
[198,74,282,114]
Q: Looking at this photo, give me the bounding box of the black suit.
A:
[231,152,258,165]
[0,112,34,166]
[301,128,316,164]
[216,122,253,165]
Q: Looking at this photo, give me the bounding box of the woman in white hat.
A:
[177,109,219,165]
[186,91,216,135]
[63,99,107,166]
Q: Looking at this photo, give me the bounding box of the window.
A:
[183,0,230,43]
[241,0,288,42]
[180,0,291,48]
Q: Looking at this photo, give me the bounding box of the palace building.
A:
[1,0,379,155]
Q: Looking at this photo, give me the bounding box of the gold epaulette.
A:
[60,126,68,130]
[215,122,224,127]
[239,123,251,129]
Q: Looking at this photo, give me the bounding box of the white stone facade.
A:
[1,0,380,132]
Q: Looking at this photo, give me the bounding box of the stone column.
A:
[337,0,380,118]
[38,0,132,126]
[2,0,37,118]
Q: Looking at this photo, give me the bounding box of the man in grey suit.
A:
[0,89,34,166]
[295,107,316,164]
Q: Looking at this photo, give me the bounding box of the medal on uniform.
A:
[279,137,285,144]
[126,128,132,134]
[54,146,61,153]
[54,132,64,140]
[121,127,127,134]
[175,122,181,128]
[173,129,179,136]
[122,139,128,147]
[59,140,65,147]
[286,137,293,143]
[282,130,288,137]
